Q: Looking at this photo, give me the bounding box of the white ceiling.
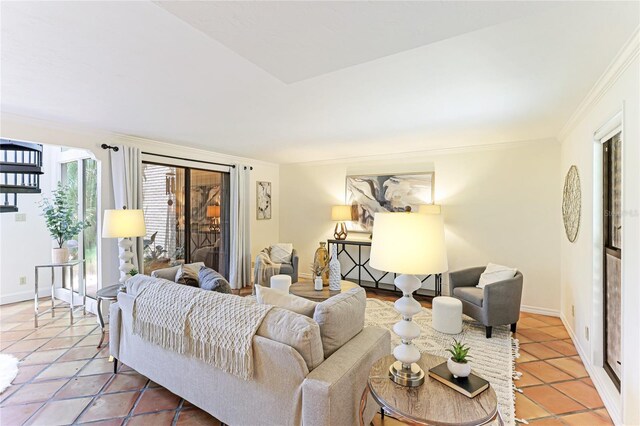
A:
[1,1,638,163]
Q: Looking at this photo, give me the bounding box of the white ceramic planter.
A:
[314,276,323,291]
[447,358,471,378]
[52,247,69,264]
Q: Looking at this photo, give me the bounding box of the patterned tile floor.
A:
[0,295,613,425]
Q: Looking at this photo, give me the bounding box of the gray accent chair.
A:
[279,249,299,283]
[449,266,524,338]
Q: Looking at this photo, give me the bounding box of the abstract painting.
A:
[256,181,271,220]
[346,172,434,232]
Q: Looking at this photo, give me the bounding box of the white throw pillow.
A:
[270,243,294,264]
[254,284,317,317]
[477,263,517,288]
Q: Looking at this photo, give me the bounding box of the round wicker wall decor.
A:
[562,165,581,243]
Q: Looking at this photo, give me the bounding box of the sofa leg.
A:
[511,322,517,333]
[485,326,492,338]
[113,358,118,374]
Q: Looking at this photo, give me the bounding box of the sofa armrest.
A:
[109,301,122,359]
[483,272,524,326]
[302,326,390,426]
[449,267,485,293]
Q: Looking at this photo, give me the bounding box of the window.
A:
[142,162,230,277]
[60,157,98,298]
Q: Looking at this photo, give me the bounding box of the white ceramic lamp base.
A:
[390,273,424,387]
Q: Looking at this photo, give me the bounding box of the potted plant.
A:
[446,339,472,378]
[311,263,328,291]
[40,182,91,264]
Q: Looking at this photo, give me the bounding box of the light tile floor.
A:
[0,296,613,425]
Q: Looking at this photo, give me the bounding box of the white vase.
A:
[447,357,471,379]
[314,276,323,291]
[329,245,341,291]
[52,247,69,264]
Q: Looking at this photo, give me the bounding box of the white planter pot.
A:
[314,276,323,291]
[52,247,69,264]
[447,358,471,378]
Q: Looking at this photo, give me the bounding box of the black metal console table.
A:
[327,239,442,297]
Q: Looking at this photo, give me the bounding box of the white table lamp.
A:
[370,211,448,387]
[102,208,146,283]
[331,205,352,240]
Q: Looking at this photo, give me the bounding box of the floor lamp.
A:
[370,211,448,387]
[102,208,146,288]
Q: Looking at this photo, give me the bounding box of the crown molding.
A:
[558,27,639,142]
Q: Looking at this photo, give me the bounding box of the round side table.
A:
[289,279,358,301]
[96,284,120,349]
[360,354,500,426]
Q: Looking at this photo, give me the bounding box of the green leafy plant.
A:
[39,182,91,248]
[129,268,139,276]
[446,339,471,363]
[143,231,167,261]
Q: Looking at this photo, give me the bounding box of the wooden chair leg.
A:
[485,326,492,338]
[511,322,517,333]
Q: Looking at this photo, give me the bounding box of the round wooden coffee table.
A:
[360,354,500,426]
[290,279,358,301]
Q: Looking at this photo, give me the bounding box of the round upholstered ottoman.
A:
[432,296,463,334]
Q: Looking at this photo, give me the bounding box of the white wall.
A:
[0,114,280,304]
[0,145,58,304]
[559,37,639,425]
[279,140,561,312]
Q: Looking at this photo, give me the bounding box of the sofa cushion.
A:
[257,307,324,370]
[255,284,318,317]
[151,265,180,281]
[270,243,293,264]
[313,287,366,358]
[175,262,205,287]
[477,263,517,288]
[198,267,232,293]
[453,287,484,307]
[279,263,294,275]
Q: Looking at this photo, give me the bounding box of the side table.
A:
[96,284,121,349]
[360,354,501,426]
[34,260,85,327]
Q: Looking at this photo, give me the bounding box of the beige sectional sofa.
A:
[109,279,390,426]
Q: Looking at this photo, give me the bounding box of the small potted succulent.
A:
[446,339,472,378]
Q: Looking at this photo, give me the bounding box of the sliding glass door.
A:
[142,162,230,277]
[60,157,98,298]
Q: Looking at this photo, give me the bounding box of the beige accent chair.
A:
[110,282,389,425]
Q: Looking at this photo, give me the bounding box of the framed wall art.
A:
[256,181,272,220]
[345,172,434,233]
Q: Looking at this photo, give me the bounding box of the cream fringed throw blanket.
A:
[253,248,281,286]
[129,275,272,380]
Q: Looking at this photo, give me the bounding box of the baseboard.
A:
[1,288,51,305]
[560,312,621,425]
[520,305,560,317]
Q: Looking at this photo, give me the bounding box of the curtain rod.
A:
[141,151,253,170]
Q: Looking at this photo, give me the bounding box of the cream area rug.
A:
[365,299,519,426]
[0,354,19,394]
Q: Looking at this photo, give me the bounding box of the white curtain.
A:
[229,165,251,289]
[110,146,143,280]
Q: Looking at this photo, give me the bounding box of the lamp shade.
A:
[370,212,448,275]
[418,204,442,215]
[102,209,146,238]
[206,205,221,218]
[331,205,352,221]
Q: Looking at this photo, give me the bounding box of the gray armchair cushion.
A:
[453,287,483,307]
[279,263,294,275]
